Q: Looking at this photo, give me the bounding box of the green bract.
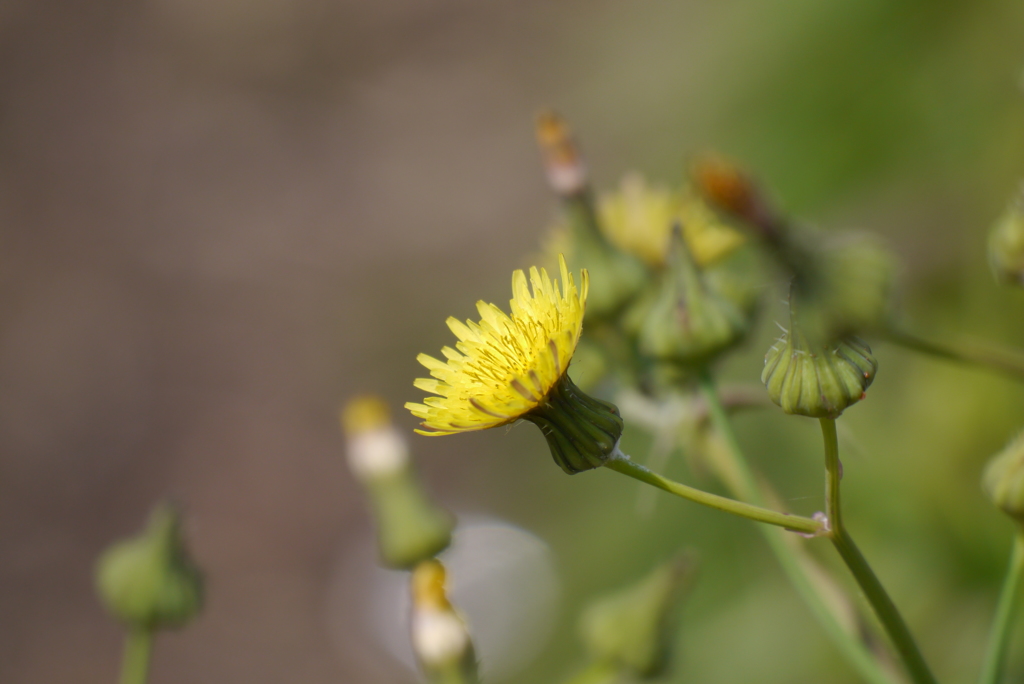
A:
[762,323,877,419]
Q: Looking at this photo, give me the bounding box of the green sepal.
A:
[524,373,624,474]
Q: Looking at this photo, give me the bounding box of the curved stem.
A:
[696,369,897,684]
[820,418,937,684]
[883,326,1024,383]
[603,453,824,535]
[978,531,1024,684]
[119,627,153,684]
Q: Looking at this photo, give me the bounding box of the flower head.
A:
[407,254,588,435]
[407,254,624,474]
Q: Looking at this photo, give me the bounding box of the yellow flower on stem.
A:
[406,254,624,474]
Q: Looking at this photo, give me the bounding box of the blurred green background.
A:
[2,0,1024,682]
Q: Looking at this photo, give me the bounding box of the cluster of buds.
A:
[536,113,762,388]
[342,396,454,569]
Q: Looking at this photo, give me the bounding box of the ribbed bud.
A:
[95,503,203,630]
[579,554,696,678]
[342,396,454,569]
[635,226,749,367]
[410,560,479,684]
[762,317,877,418]
[523,373,624,474]
[982,431,1024,523]
[988,186,1024,286]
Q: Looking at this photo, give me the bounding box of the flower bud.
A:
[634,226,749,367]
[579,554,697,677]
[988,186,1024,286]
[95,503,203,630]
[343,396,454,569]
[411,560,479,684]
[982,431,1024,522]
[536,112,648,319]
[762,310,878,418]
[691,153,780,241]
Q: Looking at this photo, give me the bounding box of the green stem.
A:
[883,326,1024,383]
[978,531,1024,684]
[119,627,153,684]
[820,417,937,684]
[603,455,824,535]
[696,370,897,684]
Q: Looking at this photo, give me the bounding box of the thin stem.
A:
[119,627,153,684]
[603,454,824,535]
[820,417,938,684]
[884,326,1024,383]
[978,531,1024,684]
[696,369,897,684]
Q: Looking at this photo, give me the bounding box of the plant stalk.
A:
[978,530,1024,684]
[820,417,937,684]
[119,627,153,684]
[696,369,897,684]
[603,454,824,535]
[884,326,1024,383]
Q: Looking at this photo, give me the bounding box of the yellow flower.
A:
[407,254,587,435]
[407,254,624,474]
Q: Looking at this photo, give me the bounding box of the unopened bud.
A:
[989,186,1024,286]
[762,313,877,419]
[536,114,649,319]
[411,560,479,684]
[535,110,588,197]
[579,554,697,677]
[691,154,779,240]
[983,431,1024,523]
[95,503,203,630]
[342,396,454,569]
[634,226,749,367]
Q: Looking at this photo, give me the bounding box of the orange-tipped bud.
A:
[535,110,588,196]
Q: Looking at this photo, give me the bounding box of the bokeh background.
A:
[3,0,1024,682]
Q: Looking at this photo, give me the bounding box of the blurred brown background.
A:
[3,1,1024,682]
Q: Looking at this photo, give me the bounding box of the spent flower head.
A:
[407,255,624,474]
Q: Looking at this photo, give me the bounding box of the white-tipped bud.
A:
[341,396,454,569]
[411,560,479,682]
[347,427,409,480]
[342,396,409,480]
